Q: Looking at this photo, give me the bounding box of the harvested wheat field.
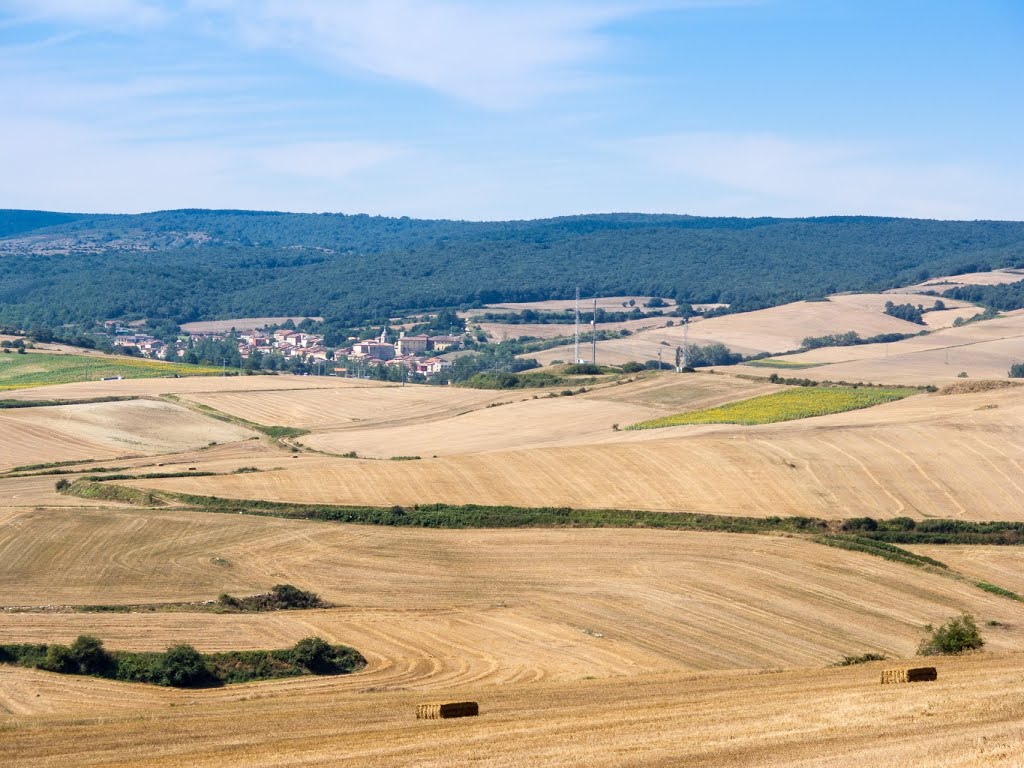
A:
[906,545,1024,598]
[893,267,1024,294]
[300,375,781,457]
[3,634,1024,766]
[182,383,527,433]
[529,293,978,366]
[731,310,1024,385]
[0,399,254,471]
[476,315,671,341]
[463,296,675,315]
[4,510,1024,674]
[4,448,1024,766]
[0,372,379,402]
[134,386,1024,519]
[185,372,778,457]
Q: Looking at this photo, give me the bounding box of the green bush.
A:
[291,637,335,672]
[563,363,603,375]
[160,644,212,687]
[841,516,879,532]
[269,584,321,609]
[43,644,78,674]
[69,635,114,675]
[917,614,984,656]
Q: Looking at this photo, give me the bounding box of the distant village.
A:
[106,321,464,379]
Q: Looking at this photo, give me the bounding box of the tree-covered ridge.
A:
[1,209,1024,326]
[0,210,95,238]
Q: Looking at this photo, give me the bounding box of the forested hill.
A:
[2,209,1024,326]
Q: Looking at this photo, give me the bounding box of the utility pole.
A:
[683,316,689,369]
[574,286,581,364]
[591,297,597,365]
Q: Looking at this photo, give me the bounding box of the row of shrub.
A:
[815,535,947,569]
[217,584,327,612]
[840,515,1024,545]
[0,635,364,687]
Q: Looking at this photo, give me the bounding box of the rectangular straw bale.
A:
[906,666,937,682]
[417,701,479,719]
[881,667,937,684]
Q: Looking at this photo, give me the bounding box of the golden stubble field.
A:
[0,399,254,471]
[528,292,979,365]
[4,506,1024,767]
[730,310,1024,386]
[4,344,1024,766]
[131,384,1024,520]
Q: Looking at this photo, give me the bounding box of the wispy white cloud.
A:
[0,0,169,28]
[617,132,1024,220]
[188,1,691,110]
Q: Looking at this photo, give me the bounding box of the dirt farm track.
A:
[4,327,1024,766]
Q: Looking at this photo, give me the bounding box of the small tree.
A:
[1009,362,1024,378]
[291,636,335,673]
[160,644,210,687]
[69,635,114,675]
[917,613,984,656]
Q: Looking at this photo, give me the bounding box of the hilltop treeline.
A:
[945,280,1024,312]
[2,209,1024,326]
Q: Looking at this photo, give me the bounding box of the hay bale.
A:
[881,667,937,684]
[417,701,479,719]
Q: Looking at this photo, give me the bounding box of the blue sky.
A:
[1,0,1021,219]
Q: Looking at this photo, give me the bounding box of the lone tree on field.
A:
[917,613,984,656]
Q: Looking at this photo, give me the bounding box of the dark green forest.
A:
[2,209,1024,327]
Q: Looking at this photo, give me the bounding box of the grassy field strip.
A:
[0,353,221,390]
[161,394,309,443]
[745,359,828,369]
[627,386,918,429]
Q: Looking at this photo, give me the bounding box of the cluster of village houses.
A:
[109,322,463,378]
